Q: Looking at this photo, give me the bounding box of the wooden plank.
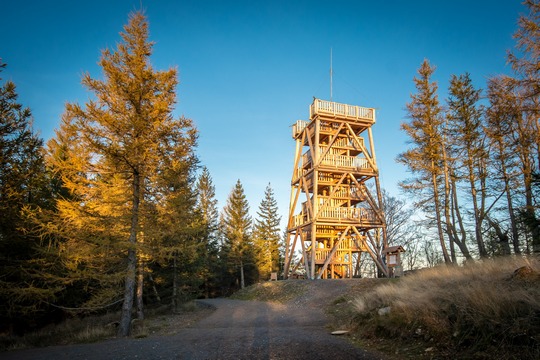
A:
[316,226,350,279]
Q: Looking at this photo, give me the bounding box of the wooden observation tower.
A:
[284,98,388,279]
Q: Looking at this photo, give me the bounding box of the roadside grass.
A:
[352,256,540,359]
[0,301,208,352]
[230,280,309,303]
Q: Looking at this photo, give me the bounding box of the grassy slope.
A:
[353,257,540,360]
[232,257,540,360]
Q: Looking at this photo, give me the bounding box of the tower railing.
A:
[292,120,308,138]
[320,154,369,169]
[300,151,369,170]
[310,99,375,121]
[291,207,378,228]
[318,206,376,222]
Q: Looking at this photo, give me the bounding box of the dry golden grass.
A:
[353,256,540,359]
[230,280,309,303]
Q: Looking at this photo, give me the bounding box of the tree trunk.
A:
[486,216,511,255]
[504,168,521,254]
[469,160,487,258]
[136,259,144,320]
[172,251,178,311]
[148,272,162,303]
[240,260,245,289]
[449,175,474,260]
[494,135,521,255]
[118,172,141,337]
[432,168,451,264]
[523,157,540,254]
[441,147,457,263]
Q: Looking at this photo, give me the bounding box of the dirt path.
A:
[1,280,387,359]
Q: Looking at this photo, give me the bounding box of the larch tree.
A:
[252,183,281,281]
[398,59,451,264]
[507,0,540,253]
[43,11,198,336]
[509,100,539,254]
[220,180,253,289]
[508,0,540,103]
[485,77,523,255]
[445,73,486,258]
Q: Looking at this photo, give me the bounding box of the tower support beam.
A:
[286,98,388,279]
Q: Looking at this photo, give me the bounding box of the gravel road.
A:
[0,281,387,360]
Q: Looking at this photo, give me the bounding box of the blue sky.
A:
[2,0,525,225]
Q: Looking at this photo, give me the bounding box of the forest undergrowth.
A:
[0,302,211,351]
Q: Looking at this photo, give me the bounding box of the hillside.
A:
[232,257,540,360]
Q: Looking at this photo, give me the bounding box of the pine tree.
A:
[42,11,198,336]
[252,184,281,281]
[220,180,253,289]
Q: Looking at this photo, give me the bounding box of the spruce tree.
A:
[196,167,219,238]
[220,180,253,289]
[195,167,220,297]
[252,184,281,280]
[0,61,56,330]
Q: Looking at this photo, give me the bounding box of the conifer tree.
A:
[398,59,451,263]
[220,180,253,289]
[148,137,199,311]
[196,167,219,239]
[486,77,522,254]
[508,0,540,103]
[0,61,51,252]
[43,11,198,336]
[446,73,485,258]
[252,184,281,281]
[0,61,56,330]
[194,167,220,297]
[507,0,540,253]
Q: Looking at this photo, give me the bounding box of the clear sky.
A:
[2,0,525,226]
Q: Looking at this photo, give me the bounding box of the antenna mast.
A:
[330,47,333,101]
